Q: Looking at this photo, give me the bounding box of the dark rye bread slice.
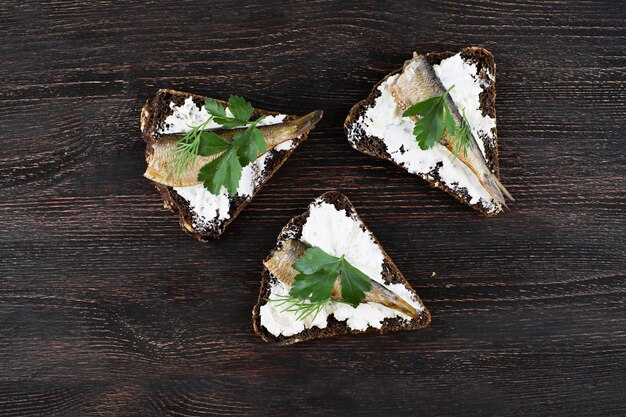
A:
[252,191,431,345]
[344,46,500,215]
[140,89,309,241]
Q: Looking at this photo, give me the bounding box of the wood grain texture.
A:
[0,0,624,416]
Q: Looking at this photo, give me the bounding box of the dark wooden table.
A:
[1,1,624,416]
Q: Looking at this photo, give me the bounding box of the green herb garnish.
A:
[170,95,267,195]
[270,246,373,321]
[268,295,330,322]
[402,85,473,156]
[452,109,474,158]
[167,119,215,179]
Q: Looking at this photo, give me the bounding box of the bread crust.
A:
[252,191,431,345]
[344,47,500,215]
[140,89,309,241]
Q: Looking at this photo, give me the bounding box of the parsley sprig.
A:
[169,96,267,195]
[270,246,373,321]
[402,85,473,156]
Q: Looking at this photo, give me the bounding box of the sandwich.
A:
[253,191,431,345]
[140,89,322,241]
[345,46,513,215]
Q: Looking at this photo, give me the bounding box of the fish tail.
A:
[450,146,512,208]
[387,294,419,319]
[367,281,419,319]
[289,110,324,138]
[493,175,515,202]
[480,171,515,209]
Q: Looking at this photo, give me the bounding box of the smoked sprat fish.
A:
[144,110,323,187]
[263,239,419,319]
[389,53,513,207]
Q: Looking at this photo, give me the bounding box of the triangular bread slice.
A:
[253,191,431,345]
[345,46,503,215]
[140,89,310,241]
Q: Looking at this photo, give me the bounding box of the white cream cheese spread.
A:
[259,198,424,337]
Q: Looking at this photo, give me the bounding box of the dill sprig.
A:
[269,295,330,322]
[452,109,474,158]
[166,118,212,180]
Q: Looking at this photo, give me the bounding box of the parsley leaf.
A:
[251,126,266,153]
[204,98,227,119]
[197,131,231,156]
[227,95,254,122]
[232,127,265,166]
[205,95,255,128]
[292,246,342,274]
[402,95,441,118]
[197,148,242,195]
[289,247,372,309]
[403,88,451,150]
[338,261,371,307]
[411,100,445,150]
[291,269,338,302]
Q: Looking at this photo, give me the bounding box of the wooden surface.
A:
[1,1,625,416]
